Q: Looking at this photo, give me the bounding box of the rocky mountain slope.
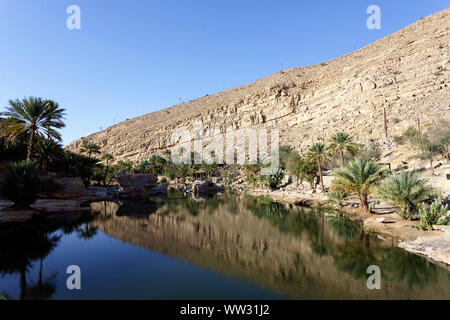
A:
[67,8,450,163]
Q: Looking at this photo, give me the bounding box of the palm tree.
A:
[327,132,359,166]
[35,139,65,171]
[1,161,40,208]
[306,143,328,191]
[101,153,114,186]
[0,97,66,160]
[333,157,384,214]
[376,171,437,219]
[80,142,101,158]
[43,100,66,140]
[326,190,349,209]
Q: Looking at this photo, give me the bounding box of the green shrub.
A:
[326,190,349,209]
[266,169,284,189]
[287,151,318,188]
[357,141,382,160]
[1,161,40,208]
[417,199,448,230]
[376,171,437,219]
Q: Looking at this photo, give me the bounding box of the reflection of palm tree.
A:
[380,249,440,289]
[328,215,360,240]
[330,243,378,279]
[0,229,60,300]
[310,210,328,256]
[77,223,98,240]
[25,273,57,300]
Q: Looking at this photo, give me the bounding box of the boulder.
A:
[322,175,334,189]
[192,181,225,195]
[149,182,169,195]
[117,174,158,193]
[39,177,92,198]
[87,186,107,196]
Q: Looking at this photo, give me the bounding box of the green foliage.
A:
[428,119,449,162]
[51,151,99,186]
[357,141,382,161]
[376,171,438,219]
[0,137,27,161]
[306,143,328,163]
[260,169,284,189]
[112,160,133,175]
[286,151,318,188]
[279,145,294,170]
[416,199,448,230]
[327,190,349,209]
[415,140,446,175]
[327,132,359,166]
[394,127,422,145]
[0,97,66,160]
[99,153,114,186]
[307,143,328,190]
[146,155,167,176]
[1,161,40,208]
[79,142,101,158]
[333,158,384,213]
[35,139,65,170]
[162,162,178,180]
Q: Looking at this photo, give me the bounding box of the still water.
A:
[1,194,449,300]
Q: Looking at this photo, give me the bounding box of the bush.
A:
[417,199,448,230]
[1,161,40,208]
[327,190,349,209]
[357,141,382,160]
[262,169,284,189]
[287,151,317,188]
[376,171,437,219]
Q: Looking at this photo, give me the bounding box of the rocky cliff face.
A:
[67,9,450,162]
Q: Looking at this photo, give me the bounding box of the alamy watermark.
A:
[366,265,381,289]
[171,121,279,175]
[66,5,81,30]
[66,265,82,290]
[366,5,381,30]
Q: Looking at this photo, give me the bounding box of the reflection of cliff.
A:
[91,200,450,299]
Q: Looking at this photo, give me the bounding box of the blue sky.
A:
[0,0,448,144]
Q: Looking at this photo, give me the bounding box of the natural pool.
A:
[1,194,449,300]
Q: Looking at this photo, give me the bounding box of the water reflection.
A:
[0,194,449,300]
[89,194,450,299]
[0,227,61,299]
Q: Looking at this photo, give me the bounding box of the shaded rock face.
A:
[117,174,158,193]
[39,177,92,198]
[149,182,169,195]
[192,181,225,195]
[67,9,450,162]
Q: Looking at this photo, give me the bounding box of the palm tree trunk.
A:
[360,196,369,214]
[318,159,324,191]
[26,129,35,161]
[103,160,109,186]
[20,266,27,300]
[340,150,345,167]
[38,257,43,289]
